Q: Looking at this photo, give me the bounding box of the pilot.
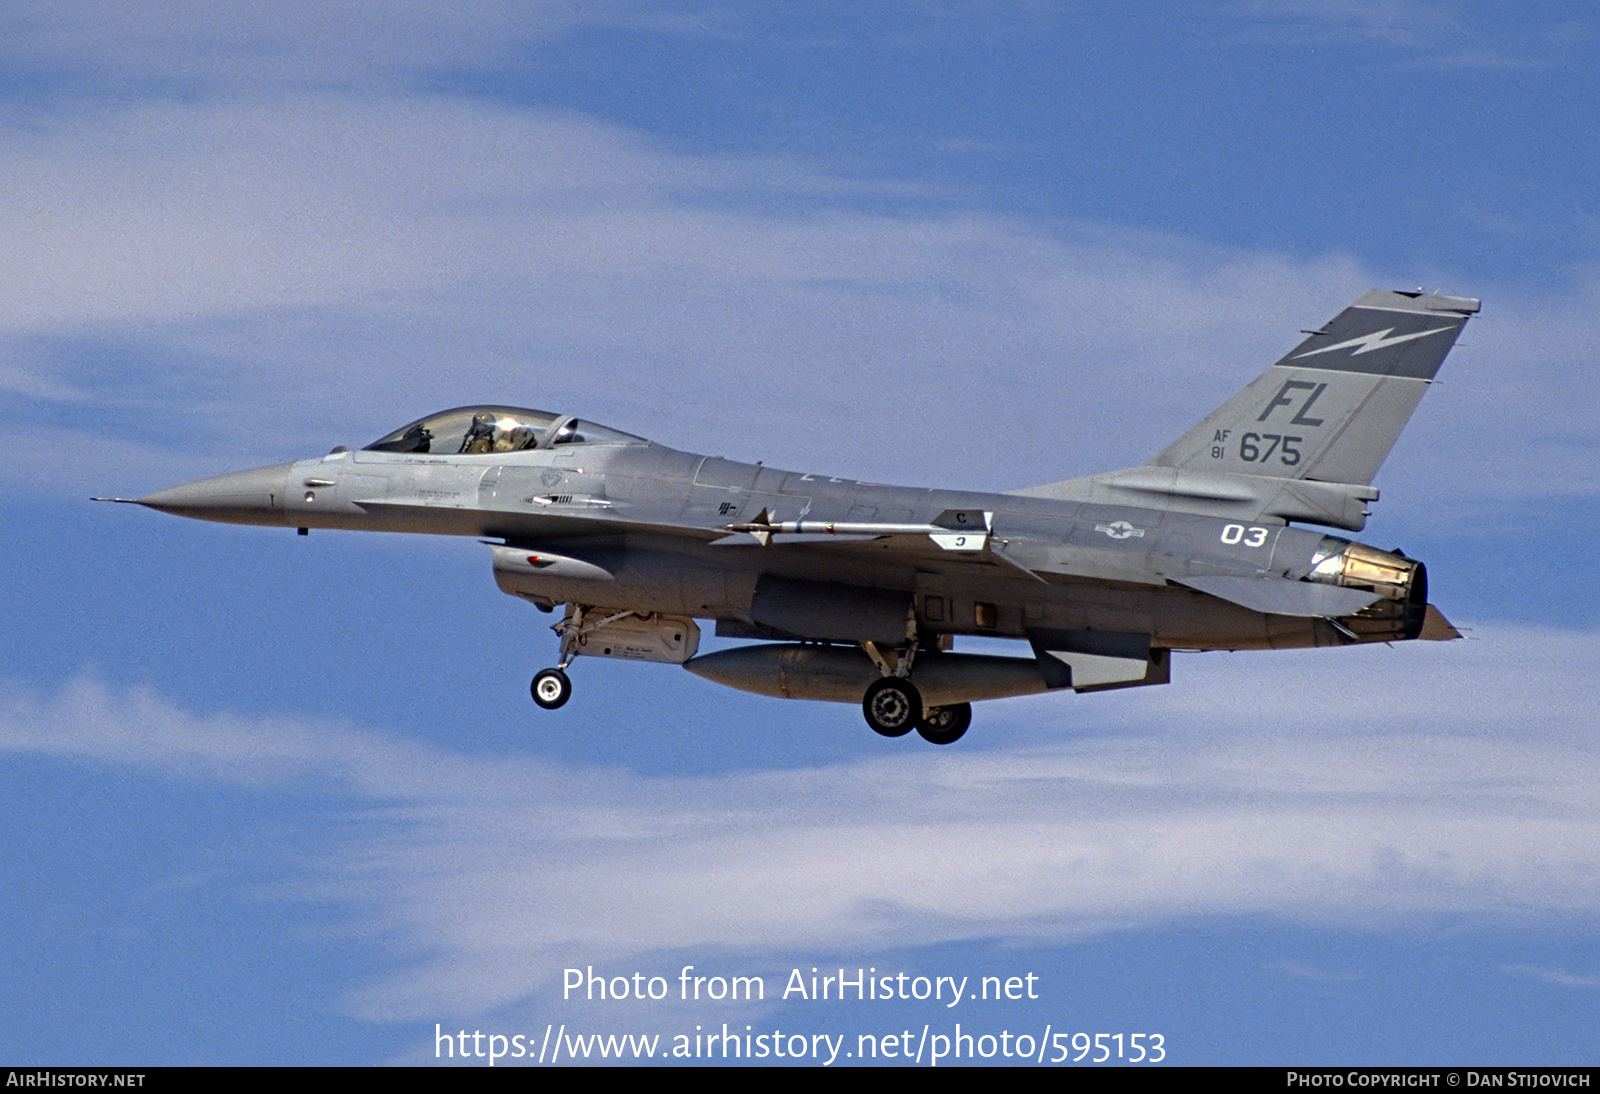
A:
[459,412,498,453]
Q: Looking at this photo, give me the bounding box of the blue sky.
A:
[4,0,1598,1066]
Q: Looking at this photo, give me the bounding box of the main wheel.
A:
[916,702,972,745]
[531,667,572,710]
[862,677,920,737]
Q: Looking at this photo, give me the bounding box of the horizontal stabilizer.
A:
[1418,604,1462,641]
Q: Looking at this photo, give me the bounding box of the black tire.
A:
[862,677,920,737]
[531,667,572,710]
[916,702,972,745]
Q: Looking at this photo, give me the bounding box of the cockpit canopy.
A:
[363,406,646,455]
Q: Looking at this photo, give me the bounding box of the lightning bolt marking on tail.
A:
[1292,324,1456,359]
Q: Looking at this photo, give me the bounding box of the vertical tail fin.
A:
[1012,289,1479,532]
[1154,289,1478,485]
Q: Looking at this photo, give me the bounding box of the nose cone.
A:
[134,462,294,526]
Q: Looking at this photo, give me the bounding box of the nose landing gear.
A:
[528,605,591,711]
[527,605,703,711]
[531,667,572,709]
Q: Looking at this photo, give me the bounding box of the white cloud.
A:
[6,623,1598,1020]
[5,7,1596,508]
[1504,964,1600,989]
[1218,0,1589,72]
[9,88,1595,510]
[5,0,692,91]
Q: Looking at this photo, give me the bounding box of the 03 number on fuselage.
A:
[1220,523,1269,548]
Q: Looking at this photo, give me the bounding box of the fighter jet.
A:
[101,289,1474,745]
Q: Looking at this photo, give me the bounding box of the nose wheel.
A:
[531,667,572,710]
[530,605,591,711]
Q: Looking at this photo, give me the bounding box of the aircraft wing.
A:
[704,511,1409,625]
[708,508,1164,585]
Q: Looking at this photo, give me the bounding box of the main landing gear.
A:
[858,641,972,746]
[915,700,972,746]
[862,677,918,737]
[861,677,972,745]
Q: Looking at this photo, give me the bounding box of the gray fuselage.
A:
[148,435,1419,655]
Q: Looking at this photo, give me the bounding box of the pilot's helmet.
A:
[459,411,499,452]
